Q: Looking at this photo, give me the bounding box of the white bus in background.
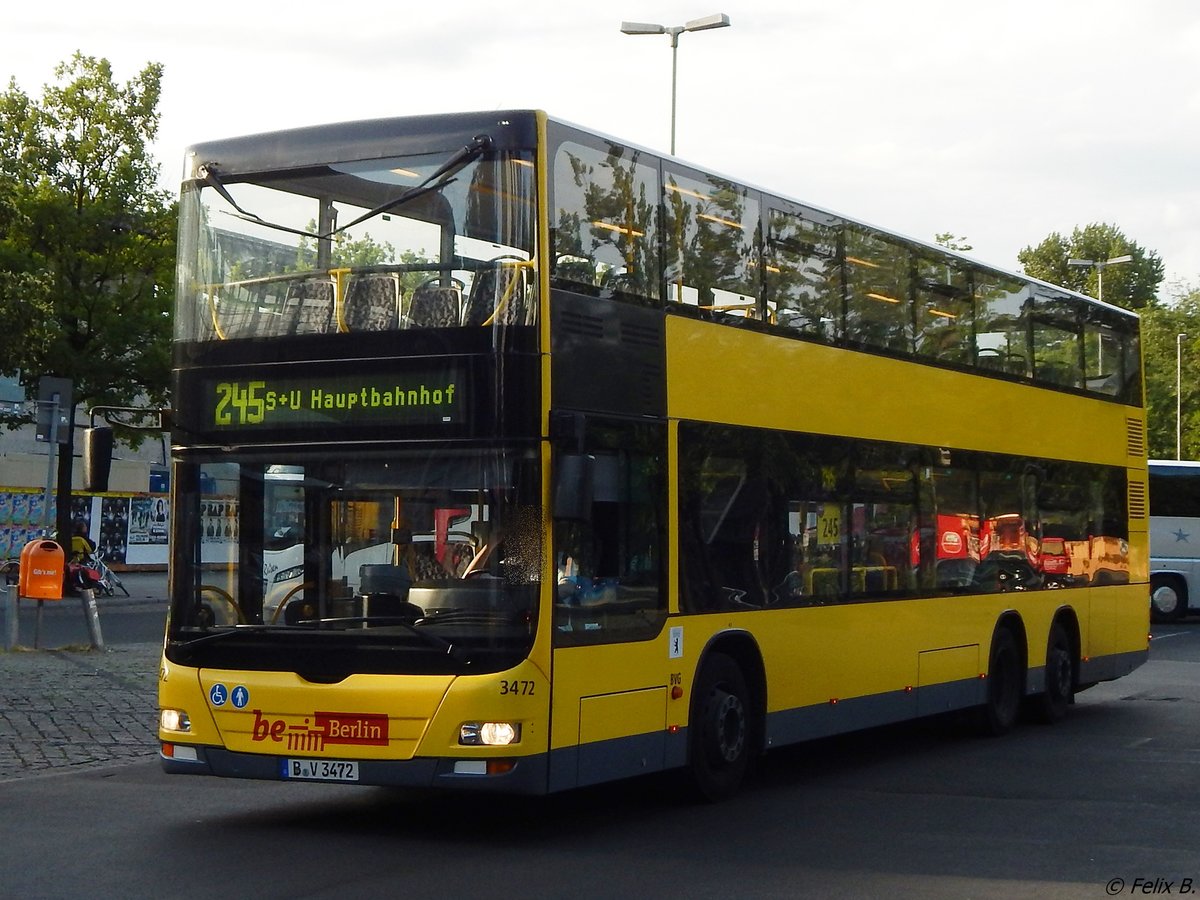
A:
[1148,459,1200,622]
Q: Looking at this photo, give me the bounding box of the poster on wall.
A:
[98,497,130,564]
[129,497,169,545]
[0,490,58,559]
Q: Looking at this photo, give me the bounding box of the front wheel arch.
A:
[686,648,760,801]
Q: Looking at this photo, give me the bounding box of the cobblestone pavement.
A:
[0,642,162,782]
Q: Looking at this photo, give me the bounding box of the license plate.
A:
[282,758,359,782]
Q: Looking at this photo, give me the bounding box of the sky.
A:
[7,1,1200,297]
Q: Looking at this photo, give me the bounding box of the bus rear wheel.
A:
[976,627,1023,736]
[1150,575,1186,623]
[688,653,752,802]
[1029,621,1074,724]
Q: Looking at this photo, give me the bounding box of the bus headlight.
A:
[273,565,305,583]
[459,721,520,746]
[160,708,192,733]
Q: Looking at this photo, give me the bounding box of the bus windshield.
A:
[168,448,541,678]
[176,144,538,343]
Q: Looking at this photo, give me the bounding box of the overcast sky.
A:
[8,1,1199,297]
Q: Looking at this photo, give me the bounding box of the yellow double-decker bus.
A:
[158,110,1148,799]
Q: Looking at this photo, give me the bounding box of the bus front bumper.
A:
[160,743,549,794]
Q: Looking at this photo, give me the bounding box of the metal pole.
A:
[1178,333,1187,460]
[80,587,104,650]
[43,396,59,535]
[669,28,681,155]
[3,588,16,650]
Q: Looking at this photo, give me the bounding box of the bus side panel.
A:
[664,318,1136,470]
[548,638,680,792]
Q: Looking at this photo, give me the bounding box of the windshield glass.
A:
[167,448,541,677]
[176,148,537,343]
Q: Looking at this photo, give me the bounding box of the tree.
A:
[1017,223,1164,309]
[0,53,175,545]
[1142,284,1200,459]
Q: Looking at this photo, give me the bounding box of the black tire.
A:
[1029,621,1074,724]
[1150,575,1186,623]
[977,627,1023,736]
[688,653,752,802]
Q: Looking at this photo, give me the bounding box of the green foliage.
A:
[1142,284,1200,459]
[1016,223,1163,309]
[0,53,175,423]
[934,232,972,252]
[295,223,397,270]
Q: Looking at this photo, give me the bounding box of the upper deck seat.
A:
[463,262,530,326]
[341,273,400,332]
[406,280,463,328]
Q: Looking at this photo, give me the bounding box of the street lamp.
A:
[1179,333,1188,460]
[1066,254,1133,304]
[620,13,731,155]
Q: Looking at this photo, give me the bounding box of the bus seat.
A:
[407,281,463,328]
[463,263,529,326]
[283,278,336,335]
[342,274,400,332]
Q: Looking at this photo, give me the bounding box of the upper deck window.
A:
[663,168,761,320]
[551,140,660,301]
[176,147,538,344]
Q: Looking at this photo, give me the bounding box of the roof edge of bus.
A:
[181,108,1136,319]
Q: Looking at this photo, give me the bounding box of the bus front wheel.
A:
[1150,575,1186,623]
[688,653,751,802]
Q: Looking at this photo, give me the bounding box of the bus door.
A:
[547,425,669,790]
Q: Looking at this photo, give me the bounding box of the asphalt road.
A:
[0,620,1196,899]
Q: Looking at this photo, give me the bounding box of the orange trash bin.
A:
[18,539,65,601]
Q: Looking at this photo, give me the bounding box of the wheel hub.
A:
[713,690,745,763]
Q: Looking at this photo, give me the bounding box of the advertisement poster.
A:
[129,497,169,545]
[0,490,58,559]
[98,497,130,564]
[0,489,169,565]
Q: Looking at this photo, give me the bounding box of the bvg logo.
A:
[250,710,389,751]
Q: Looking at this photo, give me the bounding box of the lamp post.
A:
[620,13,731,155]
[1066,254,1133,304]
[1179,333,1188,460]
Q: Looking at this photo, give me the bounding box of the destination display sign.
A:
[201,368,465,430]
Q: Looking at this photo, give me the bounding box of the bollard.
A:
[3,593,16,651]
[80,588,105,650]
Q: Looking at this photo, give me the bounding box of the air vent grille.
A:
[1128,480,1147,520]
[560,309,604,339]
[1126,418,1146,458]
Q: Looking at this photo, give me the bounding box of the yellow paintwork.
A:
[159,657,553,760]
[579,688,667,745]
[665,316,1139,469]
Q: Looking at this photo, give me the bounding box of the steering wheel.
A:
[270,581,315,625]
[196,584,244,626]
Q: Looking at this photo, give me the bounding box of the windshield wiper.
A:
[198,133,494,241]
[300,616,470,664]
[173,618,471,665]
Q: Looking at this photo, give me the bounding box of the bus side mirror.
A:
[82,426,114,493]
[553,453,594,521]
